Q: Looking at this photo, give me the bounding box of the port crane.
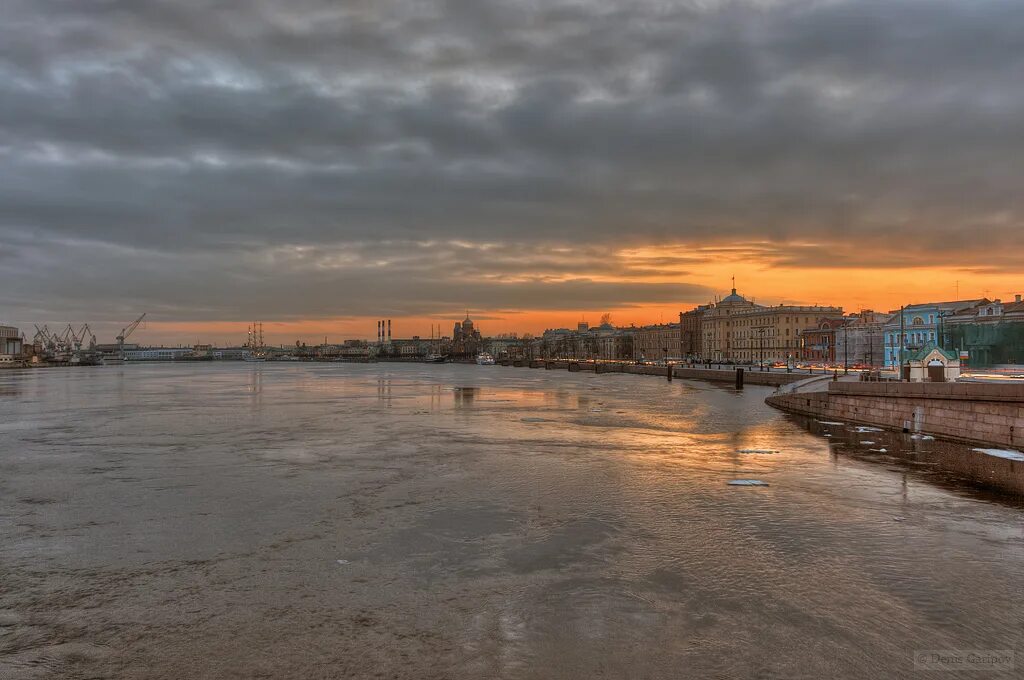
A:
[68,324,96,352]
[117,313,147,360]
[33,325,58,354]
[31,323,98,361]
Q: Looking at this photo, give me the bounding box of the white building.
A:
[123,347,191,361]
[1,325,24,362]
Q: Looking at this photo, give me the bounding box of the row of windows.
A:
[886,331,935,345]
[715,317,818,327]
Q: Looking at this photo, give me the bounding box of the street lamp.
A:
[757,327,766,371]
[844,325,849,375]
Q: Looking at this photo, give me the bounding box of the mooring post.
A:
[735,367,744,389]
[667,364,672,381]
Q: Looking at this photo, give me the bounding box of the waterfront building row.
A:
[675,285,1024,369]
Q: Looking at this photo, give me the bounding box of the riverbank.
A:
[500,359,808,387]
[766,380,1024,495]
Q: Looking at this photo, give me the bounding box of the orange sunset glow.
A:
[141,254,1021,346]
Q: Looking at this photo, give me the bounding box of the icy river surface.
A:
[1,363,1022,679]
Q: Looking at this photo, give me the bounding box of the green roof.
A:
[906,343,958,363]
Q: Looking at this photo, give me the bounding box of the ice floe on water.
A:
[853,426,883,433]
[817,421,845,425]
[973,448,1024,462]
[728,479,770,486]
[911,434,935,440]
[737,449,778,454]
[868,448,888,453]
[823,434,832,437]
[861,441,876,445]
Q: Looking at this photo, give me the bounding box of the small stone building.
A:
[904,344,960,382]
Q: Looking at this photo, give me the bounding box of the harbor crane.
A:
[32,323,97,361]
[67,324,96,352]
[117,313,147,360]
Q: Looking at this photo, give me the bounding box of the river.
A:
[1,363,1021,679]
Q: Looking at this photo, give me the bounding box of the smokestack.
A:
[377,320,381,343]
[388,319,392,342]
[1017,294,1022,303]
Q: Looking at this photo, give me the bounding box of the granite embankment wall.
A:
[508,360,806,387]
[767,381,1024,449]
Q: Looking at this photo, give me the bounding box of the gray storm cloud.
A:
[2,0,1023,326]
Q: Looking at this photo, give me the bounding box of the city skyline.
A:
[11,266,1022,347]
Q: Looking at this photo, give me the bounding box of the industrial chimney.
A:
[388,319,392,342]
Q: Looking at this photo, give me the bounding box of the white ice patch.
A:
[853,426,883,433]
[727,479,770,486]
[868,448,888,453]
[973,448,1024,462]
[911,434,935,440]
[861,441,876,445]
[737,449,778,454]
[817,421,845,425]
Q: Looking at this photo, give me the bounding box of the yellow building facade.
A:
[699,288,843,363]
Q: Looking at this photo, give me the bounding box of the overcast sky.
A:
[2,0,1023,342]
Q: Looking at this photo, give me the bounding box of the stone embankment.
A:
[766,380,1024,495]
[767,381,1024,448]
[501,359,807,388]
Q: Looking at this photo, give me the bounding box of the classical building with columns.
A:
[698,286,844,364]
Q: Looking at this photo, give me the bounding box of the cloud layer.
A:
[2,0,1023,331]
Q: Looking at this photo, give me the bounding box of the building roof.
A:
[906,343,959,363]
[1005,301,1024,314]
[720,288,747,304]
[902,299,987,312]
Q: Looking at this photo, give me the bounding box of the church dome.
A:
[720,288,747,304]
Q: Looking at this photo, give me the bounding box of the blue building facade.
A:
[882,300,985,368]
